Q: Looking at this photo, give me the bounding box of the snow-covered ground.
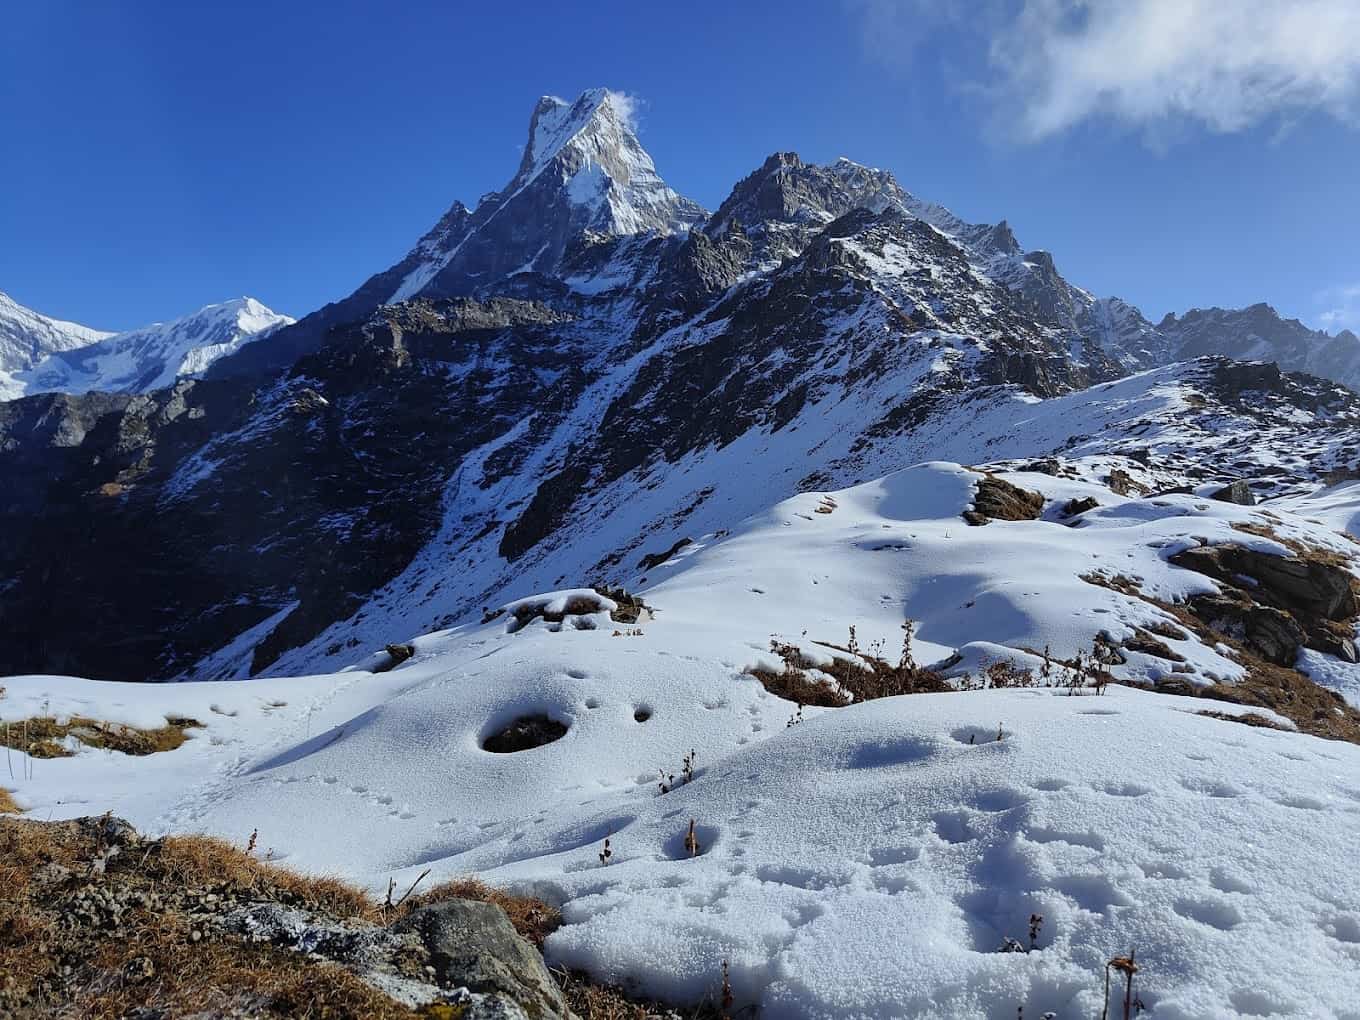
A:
[6,461,1360,1017]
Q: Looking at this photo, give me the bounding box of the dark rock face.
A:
[1173,544,1357,623]
[1160,303,1360,394]
[395,901,572,1019]
[1211,480,1256,506]
[1172,542,1359,663]
[0,300,584,680]
[1187,593,1308,666]
[963,475,1045,526]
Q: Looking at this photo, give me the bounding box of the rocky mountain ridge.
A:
[2,87,1358,685]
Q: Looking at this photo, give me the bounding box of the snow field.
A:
[6,460,1360,1016]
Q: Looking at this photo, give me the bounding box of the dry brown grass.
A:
[0,715,201,758]
[64,921,417,1020]
[0,814,717,1020]
[0,788,22,814]
[156,833,375,920]
[0,816,414,1019]
[1196,710,1287,730]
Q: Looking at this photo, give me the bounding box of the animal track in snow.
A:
[932,810,979,844]
[1025,826,1105,852]
[1275,793,1328,811]
[1179,777,1246,799]
[969,788,1030,813]
[1174,896,1245,930]
[868,845,921,866]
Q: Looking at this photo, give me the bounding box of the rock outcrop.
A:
[964,475,1045,525]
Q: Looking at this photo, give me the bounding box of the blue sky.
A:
[3,0,1358,334]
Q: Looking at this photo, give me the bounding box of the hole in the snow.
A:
[482,714,568,753]
[633,706,653,723]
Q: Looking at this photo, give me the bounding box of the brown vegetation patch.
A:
[554,966,729,1019]
[157,833,375,920]
[0,715,201,759]
[1231,521,1355,569]
[0,788,22,814]
[0,816,411,1020]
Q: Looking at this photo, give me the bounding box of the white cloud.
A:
[853,0,1360,141]
[604,90,642,134]
[1318,282,1360,334]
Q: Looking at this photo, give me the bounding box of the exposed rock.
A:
[1210,480,1256,506]
[1308,622,1359,664]
[1107,468,1139,496]
[1123,630,1186,662]
[1062,496,1099,517]
[593,584,649,624]
[1187,593,1307,666]
[638,537,692,571]
[963,475,1044,526]
[1172,544,1357,622]
[395,900,573,1020]
[379,643,415,670]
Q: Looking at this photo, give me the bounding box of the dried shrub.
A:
[751,622,948,706]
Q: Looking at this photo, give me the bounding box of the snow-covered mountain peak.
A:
[377,88,704,306]
[9,295,292,397]
[517,89,637,183]
[503,86,703,240]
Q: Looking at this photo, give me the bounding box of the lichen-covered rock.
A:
[395,900,574,1020]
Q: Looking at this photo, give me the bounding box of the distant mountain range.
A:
[0,292,291,400]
